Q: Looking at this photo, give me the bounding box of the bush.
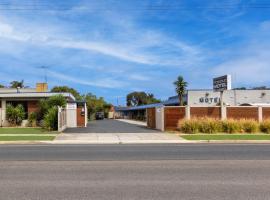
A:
[44,107,58,131]
[27,112,37,127]
[260,120,270,134]
[178,118,199,134]
[198,118,222,134]
[222,119,242,134]
[6,104,25,126]
[240,119,259,133]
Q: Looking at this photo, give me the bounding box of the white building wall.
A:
[187,90,270,106]
[66,103,77,128]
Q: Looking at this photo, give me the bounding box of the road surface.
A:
[1,144,270,200]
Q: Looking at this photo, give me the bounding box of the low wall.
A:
[227,107,259,120]
[157,106,270,131]
[190,107,221,119]
[263,108,270,120]
[164,107,185,130]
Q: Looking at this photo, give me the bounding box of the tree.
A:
[252,86,270,90]
[126,92,160,106]
[10,80,24,88]
[174,76,188,106]
[83,93,112,120]
[51,86,82,100]
[0,84,4,88]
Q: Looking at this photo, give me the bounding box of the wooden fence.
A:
[147,106,270,131]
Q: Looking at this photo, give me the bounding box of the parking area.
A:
[64,119,159,134]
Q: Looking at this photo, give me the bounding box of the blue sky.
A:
[0,0,270,105]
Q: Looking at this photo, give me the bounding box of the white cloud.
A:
[47,70,125,88]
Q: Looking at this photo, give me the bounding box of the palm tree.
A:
[174,76,188,106]
[10,80,24,88]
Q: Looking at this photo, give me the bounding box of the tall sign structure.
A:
[213,75,232,119]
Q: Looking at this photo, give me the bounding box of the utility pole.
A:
[38,66,49,83]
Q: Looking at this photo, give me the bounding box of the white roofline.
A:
[0,92,75,101]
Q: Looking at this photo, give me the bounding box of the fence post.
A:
[185,106,190,120]
[258,106,263,122]
[221,106,227,120]
[161,106,165,131]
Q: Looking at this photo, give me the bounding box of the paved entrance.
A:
[64,119,159,133]
[54,119,185,144]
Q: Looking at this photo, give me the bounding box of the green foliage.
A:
[221,120,242,133]
[43,107,58,131]
[198,118,222,134]
[126,92,160,107]
[6,104,25,126]
[10,80,24,88]
[240,119,259,133]
[47,95,67,108]
[260,120,270,134]
[173,76,188,106]
[83,93,111,120]
[51,86,82,100]
[0,84,4,88]
[27,112,37,127]
[178,118,263,134]
[38,95,67,130]
[178,119,199,134]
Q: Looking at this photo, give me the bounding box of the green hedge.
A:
[178,118,270,134]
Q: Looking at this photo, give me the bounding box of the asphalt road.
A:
[1,144,270,200]
[64,119,160,133]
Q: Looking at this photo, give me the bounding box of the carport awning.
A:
[115,103,163,111]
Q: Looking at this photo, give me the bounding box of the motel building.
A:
[115,89,270,120]
[0,83,87,129]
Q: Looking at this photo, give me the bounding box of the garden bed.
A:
[181,134,270,141]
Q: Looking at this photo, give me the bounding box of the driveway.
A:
[64,119,159,134]
[54,119,185,144]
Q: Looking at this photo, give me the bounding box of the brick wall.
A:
[76,106,85,127]
[190,107,221,119]
[164,107,185,130]
[27,101,39,113]
[227,107,258,120]
[263,108,270,120]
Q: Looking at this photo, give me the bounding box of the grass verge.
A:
[0,128,52,134]
[0,135,56,141]
[181,134,270,141]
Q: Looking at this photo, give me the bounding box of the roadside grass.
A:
[0,135,56,141]
[0,128,57,141]
[181,134,270,141]
[0,128,53,134]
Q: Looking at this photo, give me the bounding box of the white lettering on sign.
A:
[213,75,231,92]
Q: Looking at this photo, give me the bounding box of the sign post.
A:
[213,75,232,120]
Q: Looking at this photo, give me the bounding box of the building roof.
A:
[0,92,75,101]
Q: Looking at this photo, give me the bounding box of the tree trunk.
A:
[179,95,183,106]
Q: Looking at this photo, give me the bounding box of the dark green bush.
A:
[240,119,259,133]
[27,112,37,127]
[6,104,25,126]
[260,120,270,134]
[44,107,58,131]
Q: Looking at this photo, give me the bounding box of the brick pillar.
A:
[185,106,191,120]
[258,107,263,122]
[221,106,227,120]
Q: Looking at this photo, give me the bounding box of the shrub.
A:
[27,112,37,127]
[222,119,242,134]
[178,118,199,134]
[260,120,270,134]
[44,107,58,131]
[198,118,222,134]
[6,104,25,126]
[240,119,259,133]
